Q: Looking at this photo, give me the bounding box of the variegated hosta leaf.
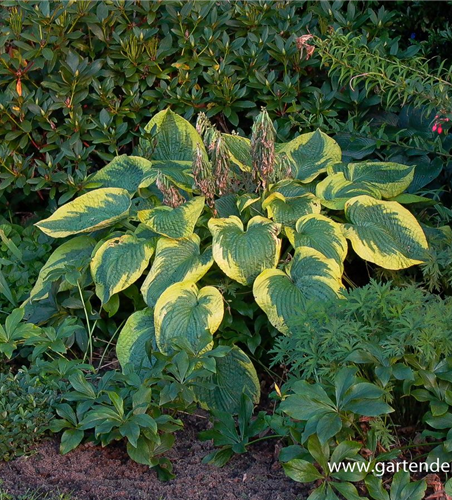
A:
[36,188,131,238]
[141,235,213,307]
[253,248,344,335]
[116,308,156,374]
[91,234,155,304]
[262,192,321,228]
[327,162,415,198]
[223,134,252,172]
[286,214,348,267]
[154,282,224,355]
[138,196,205,239]
[208,216,282,286]
[276,129,342,183]
[215,194,240,218]
[195,346,260,413]
[344,161,415,198]
[344,195,429,270]
[316,172,382,210]
[236,193,261,214]
[23,236,96,322]
[86,155,154,194]
[140,108,207,190]
[270,179,310,197]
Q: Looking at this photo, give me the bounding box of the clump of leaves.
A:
[0,369,59,461]
[0,220,53,313]
[272,280,452,382]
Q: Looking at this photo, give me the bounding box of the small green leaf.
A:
[283,459,323,483]
[60,429,84,454]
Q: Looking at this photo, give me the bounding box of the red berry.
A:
[438,126,443,134]
[432,124,438,132]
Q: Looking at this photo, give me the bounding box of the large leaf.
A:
[91,234,155,304]
[36,188,131,238]
[262,192,321,228]
[140,108,207,190]
[86,155,155,194]
[141,235,213,308]
[334,133,377,160]
[195,346,260,413]
[154,282,224,355]
[276,129,342,183]
[116,308,156,373]
[316,172,382,210]
[327,161,415,198]
[23,236,96,323]
[253,248,344,335]
[344,161,415,198]
[138,196,205,239]
[344,195,429,270]
[208,216,281,286]
[286,214,348,267]
[390,154,443,193]
[222,134,252,172]
[270,179,310,197]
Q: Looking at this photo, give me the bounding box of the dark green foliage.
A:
[0,369,59,461]
[0,219,53,313]
[199,394,268,467]
[272,280,452,382]
[1,0,451,207]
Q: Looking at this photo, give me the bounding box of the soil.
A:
[0,414,308,500]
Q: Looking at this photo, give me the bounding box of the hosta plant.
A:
[26,108,431,420]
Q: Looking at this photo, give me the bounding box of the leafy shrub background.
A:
[1,0,452,211]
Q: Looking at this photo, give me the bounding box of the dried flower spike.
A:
[251,107,276,191]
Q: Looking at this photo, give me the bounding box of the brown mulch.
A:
[0,415,307,500]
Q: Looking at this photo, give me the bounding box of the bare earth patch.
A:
[0,415,307,500]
